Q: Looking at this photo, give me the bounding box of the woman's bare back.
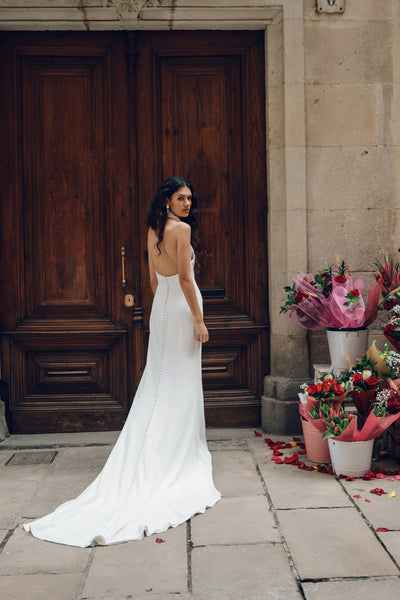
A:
[148,220,193,277]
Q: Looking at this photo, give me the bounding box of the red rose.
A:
[307,384,317,396]
[316,382,324,393]
[352,373,363,385]
[295,290,308,304]
[365,376,379,388]
[333,383,344,395]
[349,289,360,297]
[334,275,346,283]
[388,394,400,413]
[383,299,395,311]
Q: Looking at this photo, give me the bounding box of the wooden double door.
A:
[0,31,269,433]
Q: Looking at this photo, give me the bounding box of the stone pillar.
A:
[261,3,311,434]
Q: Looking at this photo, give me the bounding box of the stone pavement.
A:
[1,428,400,600]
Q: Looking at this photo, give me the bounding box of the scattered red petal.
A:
[145,589,153,592]
[304,466,314,471]
[370,488,387,496]
[254,430,262,437]
[388,478,395,481]
[155,538,165,543]
[284,454,299,464]
[293,436,301,442]
[299,450,307,455]
[271,456,284,464]
[365,499,371,503]
[353,494,361,499]
[345,477,355,481]
[273,449,283,456]
[376,527,389,532]
[375,473,386,479]
[363,471,376,481]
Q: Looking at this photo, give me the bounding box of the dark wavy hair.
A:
[147,176,198,253]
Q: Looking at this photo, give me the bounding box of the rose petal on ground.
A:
[271,457,284,464]
[375,473,386,479]
[370,488,386,496]
[388,491,397,498]
[395,475,400,480]
[254,430,262,437]
[155,538,165,543]
[353,494,361,499]
[365,499,371,503]
[377,527,390,532]
[388,478,395,481]
[293,436,301,441]
[284,454,299,464]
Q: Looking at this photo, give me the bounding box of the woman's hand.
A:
[195,319,209,343]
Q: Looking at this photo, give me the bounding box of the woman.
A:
[24,176,220,547]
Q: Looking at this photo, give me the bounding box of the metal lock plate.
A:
[124,294,135,307]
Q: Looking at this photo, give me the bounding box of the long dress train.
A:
[24,257,221,547]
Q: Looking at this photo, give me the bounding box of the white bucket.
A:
[326,328,369,371]
[328,438,374,478]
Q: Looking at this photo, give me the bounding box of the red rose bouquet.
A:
[281,260,383,330]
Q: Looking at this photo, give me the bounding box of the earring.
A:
[166,205,169,210]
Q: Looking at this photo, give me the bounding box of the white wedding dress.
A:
[24,256,221,547]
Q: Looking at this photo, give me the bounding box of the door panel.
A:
[135,32,269,426]
[0,33,138,433]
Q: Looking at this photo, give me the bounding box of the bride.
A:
[24,176,221,547]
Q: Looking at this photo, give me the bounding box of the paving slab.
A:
[0,526,89,576]
[0,431,119,450]
[0,530,8,544]
[303,578,400,600]
[258,460,352,509]
[0,467,46,528]
[24,466,102,518]
[206,428,255,440]
[82,524,187,599]
[0,573,83,600]
[207,439,248,451]
[191,543,302,600]
[0,452,13,466]
[191,495,279,546]
[277,507,399,579]
[377,531,400,564]
[342,478,400,530]
[54,446,112,469]
[211,450,264,497]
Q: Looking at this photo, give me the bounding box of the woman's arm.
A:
[147,233,158,295]
[176,224,209,343]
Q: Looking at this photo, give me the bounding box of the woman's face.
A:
[168,186,192,219]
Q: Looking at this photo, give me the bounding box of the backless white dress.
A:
[24,256,221,547]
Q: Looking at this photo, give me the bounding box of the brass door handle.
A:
[121,246,127,288]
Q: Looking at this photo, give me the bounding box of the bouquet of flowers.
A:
[319,387,400,442]
[373,256,400,311]
[299,374,350,431]
[281,260,383,330]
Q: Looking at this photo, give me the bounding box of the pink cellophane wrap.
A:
[299,396,327,433]
[287,274,383,330]
[352,411,400,442]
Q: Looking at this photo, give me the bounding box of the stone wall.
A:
[1,0,399,433]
